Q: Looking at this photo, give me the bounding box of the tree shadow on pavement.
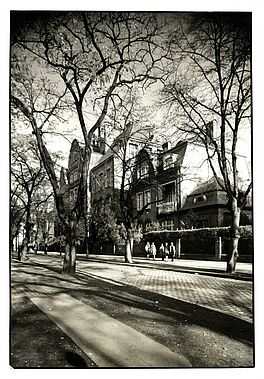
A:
[10,291,97,368]
[12,259,253,346]
[67,270,254,347]
[11,259,253,356]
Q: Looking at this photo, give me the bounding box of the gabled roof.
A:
[157,140,188,168]
[94,128,130,167]
[93,122,157,168]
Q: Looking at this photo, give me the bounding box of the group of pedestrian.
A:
[145,241,176,262]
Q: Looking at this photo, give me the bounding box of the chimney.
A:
[59,167,67,187]
[99,137,105,154]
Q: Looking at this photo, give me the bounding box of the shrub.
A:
[144,225,252,242]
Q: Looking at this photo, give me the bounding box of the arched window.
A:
[145,221,152,232]
[137,221,143,232]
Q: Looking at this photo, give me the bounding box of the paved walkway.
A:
[25,254,253,323]
[77,259,253,323]
[87,254,252,278]
[11,261,191,368]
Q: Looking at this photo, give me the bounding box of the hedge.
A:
[144,225,252,241]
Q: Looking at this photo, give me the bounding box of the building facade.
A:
[53,121,252,258]
[89,123,252,257]
[53,134,106,248]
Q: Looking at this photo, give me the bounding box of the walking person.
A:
[150,242,157,260]
[164,242,169,261]
[159,243,165,261]
[145,241,151,259]
[170,242,176,262]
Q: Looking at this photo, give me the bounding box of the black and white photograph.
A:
[7,4,257,371]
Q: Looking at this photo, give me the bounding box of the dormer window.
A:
[164,156,173,170]
[129,143,138,158]
[193,194,207,204]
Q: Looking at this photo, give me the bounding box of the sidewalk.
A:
[22,287,191,367]
[12,262,191,368]
[83,254,253,281]
[11,257,253,368]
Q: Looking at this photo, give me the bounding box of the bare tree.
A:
[91,94,173,263]
[11,11,170,272]
[11,48,82,273]
[11,134,52,261]
[161,13,252,272]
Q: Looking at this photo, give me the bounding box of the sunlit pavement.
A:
[19,253,253,323]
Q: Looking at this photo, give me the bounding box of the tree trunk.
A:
[44,240,48,255]
[19,221,32,262]
[19,242,28,262]
[62,241,77,274]
[84,234,89,259]
[62,225,77,274]
[124,236,133,263]
[227,198,241,273]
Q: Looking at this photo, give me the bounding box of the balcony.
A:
[157,201,177,214]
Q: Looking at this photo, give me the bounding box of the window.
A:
[193,195,207,204]
[136,192,143,211]
[72,151,78,162]
[167,189,176,203]
[70,189,74,202]
[161,220,174,231]
[105,168,111,187]
[196,219,208,229]
[144,190,151,209]
[137,164,149,179]
[164,156,173,170]
[74,187,78,201]
[93,175,98,191]
[69,188,78,202]
[162,183,176,203]
[145,222,152,232]
[129,143,138,158]
[137,222,143,232]
[74,171,79,181]
[99,172,104,188]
